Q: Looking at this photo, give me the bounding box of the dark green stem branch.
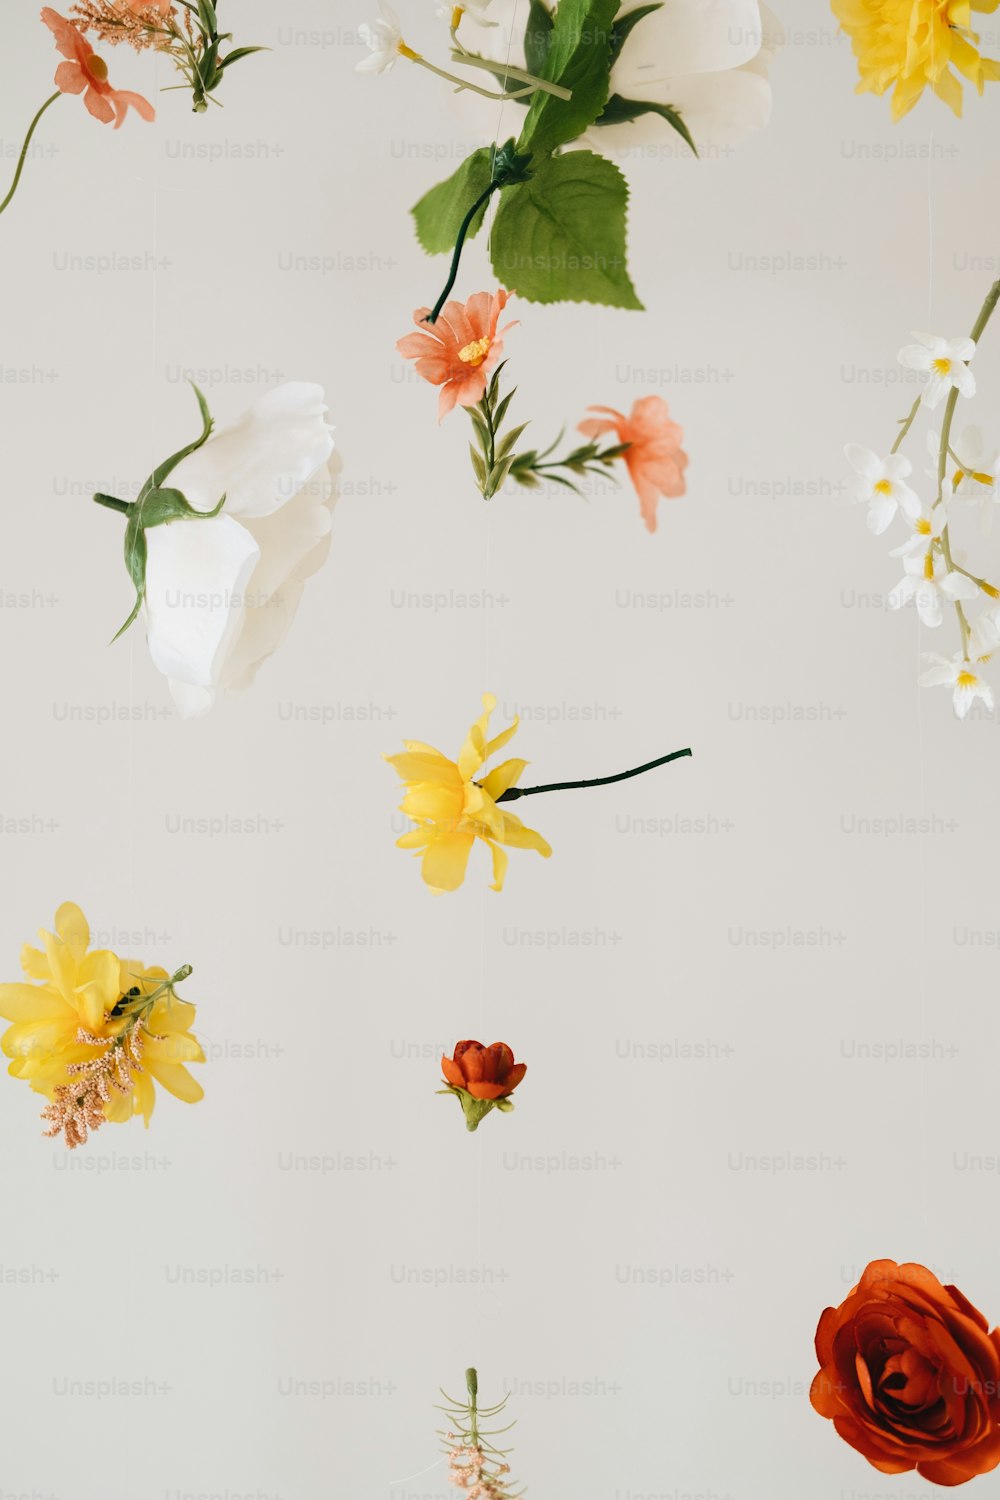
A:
[0,93,60,218]
[425,182,499,325]
[93,492,133,516]
[497,747,692,802]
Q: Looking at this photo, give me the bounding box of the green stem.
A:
[497,747,692,802]
[93,493,133,516]
[0,93,60,218]
[412,53,534,100]
[935,280,1000,657]
[425,181,499,324]
[466,1369,479,1446]
[891,395,921,455]
[448,50,572,100]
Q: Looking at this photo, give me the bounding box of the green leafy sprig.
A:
[438,1369,524,1499]
[93,382,226,640]
[165,0,267,112]
[467,362,630,500]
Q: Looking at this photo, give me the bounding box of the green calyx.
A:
[93,381,226,643]
[438,1083,515,1132]
[411,0,693,307]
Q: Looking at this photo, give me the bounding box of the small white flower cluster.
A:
[848,329,1000,719]
[357,0,495,75]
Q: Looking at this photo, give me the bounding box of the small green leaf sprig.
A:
[438,1369,524,1499]
[93,382,225,640]
[468,362,631,500]
[414,0,697,313]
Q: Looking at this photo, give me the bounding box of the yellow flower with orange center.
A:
[0,902,203,1146]
[385,694,552,892]
[832,0,1000,118]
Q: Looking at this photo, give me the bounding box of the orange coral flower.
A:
[41,7,155,126]
[811,1259,1000,1486]
[442,1040,526,1100]
[441,1040,526,1132]
[125,0,172,10]
[397,290,516,421]
[578,395,688,533]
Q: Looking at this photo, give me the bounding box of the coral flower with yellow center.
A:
[0,902,203,1145]
[385,693,552,892]
[832,0,1000,118]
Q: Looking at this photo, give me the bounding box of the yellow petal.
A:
[132,1070,156,1126]
[41,927,77,1007]
[480,757,528,801]
[420,832,475,892]
[487,839,509,893]
[76,950,122,1031]
[397,828,431,850]
[499,811,552,857]
[149,997,198,1035]
[0,983,72,1023]
[145,1032,204,1065]
[485,715,520,761]
[385,751,461,787]
[145,1060,204,1104]
[19,945,51,981]
[401,785,463,823]
[54,902,90,960]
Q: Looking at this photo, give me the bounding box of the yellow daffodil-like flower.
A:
[832,0,1000,118]
[386,693,552,892]
[0,902,203,1146]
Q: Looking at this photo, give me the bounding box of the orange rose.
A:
[811,1259,1000,1486]
[439,1040,526,1133]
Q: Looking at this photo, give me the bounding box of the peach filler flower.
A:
[42,7,154,125]
[578,396,688,533]
[386,692,693,893]
[0,902,203,1148]
[438,1369,522,1498]
[811,1259,1000,1485]
[397,289,516,422]
[439,1040,526,1132]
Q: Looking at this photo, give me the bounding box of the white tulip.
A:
[141,383,339,719]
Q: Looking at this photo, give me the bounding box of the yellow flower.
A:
[386,693,552,892]
[0,902,203,1143]
[832,0,1000,118]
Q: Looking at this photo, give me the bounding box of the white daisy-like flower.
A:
[357,1,405,73]
[844,444,921,535]
[970,610,1000,660]
[437,0,497,26]
[951,425,1000,533]
[889,549,978,629]
[898,332,977,410]
[919,651,995,719]
[888,493,947,558]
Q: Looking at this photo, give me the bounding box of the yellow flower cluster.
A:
[0,903,203,1142]
[833,0,1000,118]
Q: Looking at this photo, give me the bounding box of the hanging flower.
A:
[811,1259,1000,1483]
[578,397,688,533]
[898,332,977,409]
[386,696,692,892]
[440,1040,526,1131]
[385,693,552,893]
[844,445,921,535]
[93,382,340,718]
[357,0,408,73]
[435,0,497,26]
[889,548,978,628]
[0,902,203,1147]
[397,290,516,421]
[42,7,154,126]
[832,0,1000,119]
[920,651,995,718]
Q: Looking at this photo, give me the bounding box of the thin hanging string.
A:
[388,8,523,1489]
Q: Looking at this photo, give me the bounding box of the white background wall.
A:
[2,2,1000,1497]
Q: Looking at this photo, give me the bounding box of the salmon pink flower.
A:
[42,7,155,126]
[440,1040,526,1132]
[397,290,515,421]
[578,395,688,533]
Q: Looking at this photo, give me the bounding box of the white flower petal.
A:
[867,494,898,535]
[845,443,879,480]
[611,0,765,92]
[143,515,260,688]
[898,344,931,371]
[169,383,335,521]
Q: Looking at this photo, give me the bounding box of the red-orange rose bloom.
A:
[442,1041,526,1100]
[811,1259,1000,1486]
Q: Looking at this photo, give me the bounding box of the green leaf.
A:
[491,150,642,308]
[524,0,554,76]
[218,45,269,70]
[517,0,619,156]
[609,3,661,67]
[492,388,517,430]
[597,93,697,154]
[145,381,215,494]
[495,422,530,463]
[412,148,494,256]
[138,486,226,528]
[113,520,147,641]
